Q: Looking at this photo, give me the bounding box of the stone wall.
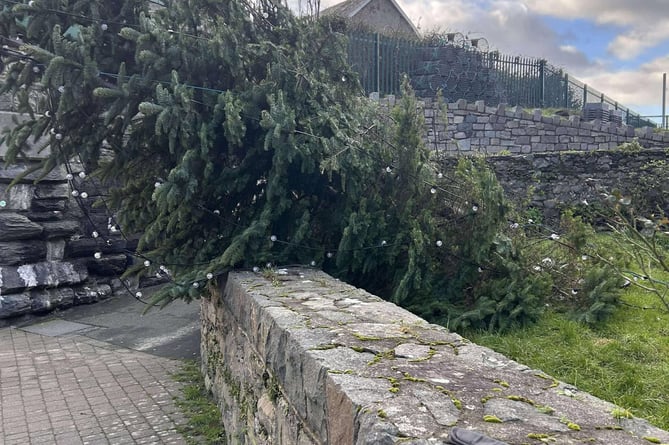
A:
[0,111,133,324]
[461,149,668,224]
[415,98,669,155]
[201,268,669,444]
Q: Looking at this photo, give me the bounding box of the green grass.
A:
[466,286,669,429]
[172,361,226,445]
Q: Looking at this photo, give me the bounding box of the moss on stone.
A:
[483,415,503,423]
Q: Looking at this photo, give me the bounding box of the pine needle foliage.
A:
[1,0,375,304]
[0,0,579,331]
[2,0,444,308]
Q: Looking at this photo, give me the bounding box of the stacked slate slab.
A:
[0,111,132,324]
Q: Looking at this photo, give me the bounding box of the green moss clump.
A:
[507,395,535,405]
[483,415,503,423]
[527,433,551,439]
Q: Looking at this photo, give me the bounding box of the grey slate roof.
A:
[322,0,419,36]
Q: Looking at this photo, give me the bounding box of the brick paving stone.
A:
[0,327,188,444]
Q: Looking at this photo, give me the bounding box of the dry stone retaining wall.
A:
[0,111,133,324]
[201,269,669,444]
[454,149,669,225]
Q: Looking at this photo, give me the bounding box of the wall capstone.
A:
[201,268,669,444]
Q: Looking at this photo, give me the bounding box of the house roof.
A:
[322,0,419,36]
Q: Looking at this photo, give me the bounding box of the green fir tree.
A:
[1,0,575,331]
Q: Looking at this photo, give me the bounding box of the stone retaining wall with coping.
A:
[373,96,669,155]
[201,269,669,444]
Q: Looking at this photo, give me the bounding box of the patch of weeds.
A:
[261,268,281,286]
[494,379,510,388]
[172,361,226,445]
[368,349,395,366]
[611,407,633,420]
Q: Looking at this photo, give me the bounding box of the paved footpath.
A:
[0,292,201,445]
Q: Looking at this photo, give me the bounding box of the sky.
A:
[302,0,669,122]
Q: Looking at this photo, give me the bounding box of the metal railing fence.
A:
[347,31,655,128]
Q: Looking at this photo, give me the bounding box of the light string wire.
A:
[0,0,565,296]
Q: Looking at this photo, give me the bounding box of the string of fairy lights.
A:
[0,0,567,303]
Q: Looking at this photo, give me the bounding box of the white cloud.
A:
[400,0,594,70]
[580,54,669,110]
[607,23,669,60]
[560,45,579,54]
[524,0,669,59]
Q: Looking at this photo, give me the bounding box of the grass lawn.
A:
[466,285,669,430]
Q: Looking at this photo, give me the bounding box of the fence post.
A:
[583,84,588,109]
[539,59,546,107]
[375,33,380,95]
[662,72,666,129]
[564,73,569,108]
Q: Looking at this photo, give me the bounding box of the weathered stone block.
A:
[85,254,129,276]
[0,162,67,183]
[24,210,65,221]
[46,239,66,261]
[0,292,31,318]
[30,287,75,313]
[41,219,80,239]
[73,284,112,304]
[34,183,70,200]
[0,240,47,265]
[65,237,128,257]
[0,184,34,210]
[0,212,43,241]
[31,197,68,212]
[0,261,88,294]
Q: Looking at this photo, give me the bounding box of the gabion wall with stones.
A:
[410,97,669,155]
[201,269,669,444]
[0,111,135,323]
